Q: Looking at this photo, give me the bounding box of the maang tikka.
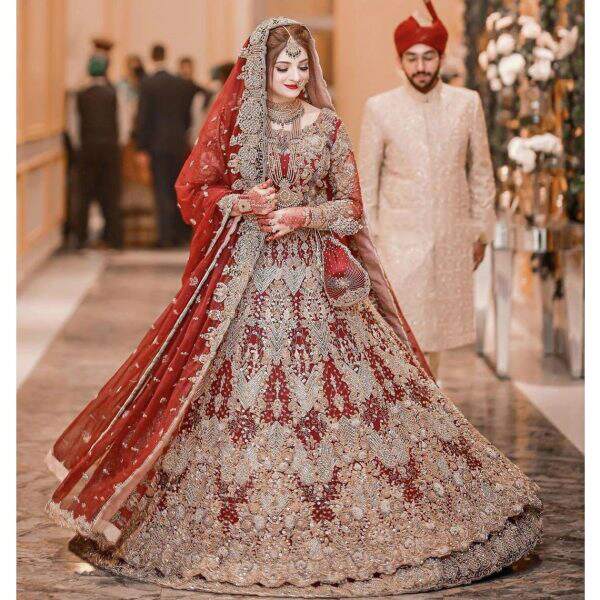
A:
[283,26,302,59]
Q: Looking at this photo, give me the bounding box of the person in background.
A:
[91,37,114,78]
[136,44,196,248]
[63,37,116,248]
[69,54,123,249]
[210,61,235,88]
[177,56,213,147]
[116,54,146,146]
[359,0,496,379]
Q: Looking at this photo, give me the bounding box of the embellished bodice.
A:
[267,109,335,210]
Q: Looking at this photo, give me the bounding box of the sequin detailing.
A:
[82,220,541,593]
[359,83,496,351]
[51,18,542,598]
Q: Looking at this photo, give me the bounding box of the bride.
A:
[45,17,542,597]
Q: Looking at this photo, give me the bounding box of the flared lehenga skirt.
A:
[62,229,543,596]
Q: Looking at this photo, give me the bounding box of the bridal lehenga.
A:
[45,18,542,597]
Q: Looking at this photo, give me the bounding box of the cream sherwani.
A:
[359,80,496,352]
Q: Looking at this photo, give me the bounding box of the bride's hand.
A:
[257,207,310,241]
[232,179,277,216]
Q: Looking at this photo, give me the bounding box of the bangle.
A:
[303,207,312,227]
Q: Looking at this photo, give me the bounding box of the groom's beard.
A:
[407,64,441,94]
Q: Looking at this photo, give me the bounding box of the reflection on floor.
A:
[475,252,584,453]
[17,250,106,387]
[17,250,583,598]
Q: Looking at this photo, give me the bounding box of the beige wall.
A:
[17,0,67,284]
[333,0,464,149]
[65,0,254,93]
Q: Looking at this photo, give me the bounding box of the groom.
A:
[359,0,496,379]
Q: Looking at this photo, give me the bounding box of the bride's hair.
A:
[266,25,313,83]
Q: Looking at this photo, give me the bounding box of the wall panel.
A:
[17,0,66,284]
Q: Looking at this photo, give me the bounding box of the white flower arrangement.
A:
[508,134,563,173]
[498,53,526,86]
[495,15,515,31]
[486,12,501,32]
[481,15,578,92]
[536,31,559,53]
[486,63,499,81]
[497,32,516,55]
[486,39,498,61]
[478,51,489,71]
[533,47,555,62]
[490,78,503,92]
[556,26,579,60]
[508,137,537,173]
[519,16,542,40]
[528,59,553,82]
[526,133,563,155]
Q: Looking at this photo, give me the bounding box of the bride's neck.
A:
[267,92,300,105]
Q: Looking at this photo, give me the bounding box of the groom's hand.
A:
[473,240,486,270]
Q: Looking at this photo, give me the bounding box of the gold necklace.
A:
[267,98,304,126]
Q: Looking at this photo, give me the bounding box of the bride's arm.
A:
[304,118,363,236]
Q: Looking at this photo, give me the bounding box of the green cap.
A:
[88,54,108,77]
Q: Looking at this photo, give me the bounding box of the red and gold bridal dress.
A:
[45,17,542,597]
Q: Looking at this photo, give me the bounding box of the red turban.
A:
[394,1,449,56]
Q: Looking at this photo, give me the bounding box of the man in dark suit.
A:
[75,54,123,249]
[136,44,197,247]
[178,56,213,148]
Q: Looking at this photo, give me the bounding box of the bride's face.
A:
[269,45,309,101]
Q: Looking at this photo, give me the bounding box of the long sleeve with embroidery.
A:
[306,119,363,237]
[358,98,385,236]
[467,94,496,244]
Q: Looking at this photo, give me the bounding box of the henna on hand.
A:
[257,207,309,241]
[472,240,486,270]
[241,180,277,216]
[231,196,251,216]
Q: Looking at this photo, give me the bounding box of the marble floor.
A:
[17,250,584,598]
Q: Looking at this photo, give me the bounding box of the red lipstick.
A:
[284,84,299,90]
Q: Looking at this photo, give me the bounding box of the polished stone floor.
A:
[17,253,583,599]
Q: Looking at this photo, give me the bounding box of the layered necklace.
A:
[267,98,304,146]
[266,98,305,208]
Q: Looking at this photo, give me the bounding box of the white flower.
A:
[525,133,563,156]
[508,138,537,173]
[533,46,555,62]
[486,63,499,80]
[478,51,489,71]
[486,12,501,32]
[497,33,516,55]
[498,53,526,86]
[486,39,498,61]
[521,19,542,40]
[518,15,535,25]
[521,154,538,175]
[556,26,579,60]
[495,15,515,31]
[490,77,503,92]
[528,59,553,82]
[536,31,559,53]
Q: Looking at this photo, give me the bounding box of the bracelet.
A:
[303,207,312,228]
